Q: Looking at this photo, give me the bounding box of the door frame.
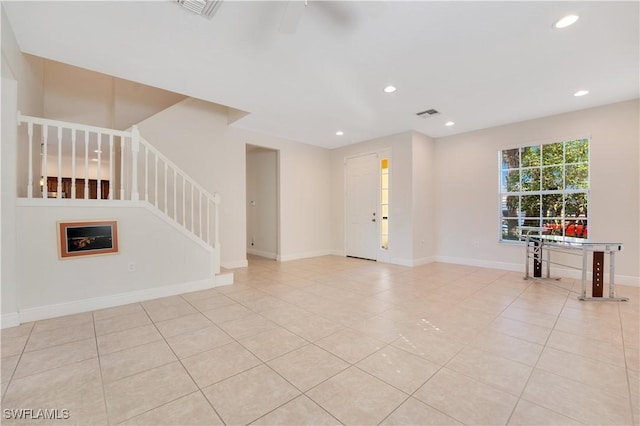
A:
[245,144,280,261]
[343,149,391,261]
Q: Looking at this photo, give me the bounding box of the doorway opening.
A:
[246,145,279,262]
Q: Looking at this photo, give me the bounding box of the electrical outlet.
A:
[128,262,136,272]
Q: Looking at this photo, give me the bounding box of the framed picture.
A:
[58,220,119,259]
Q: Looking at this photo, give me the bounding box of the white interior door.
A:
[346,153,378,260]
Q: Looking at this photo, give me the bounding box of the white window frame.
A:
[498,137,590,243]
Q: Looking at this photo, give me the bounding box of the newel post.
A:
[131,126,140,201]
[213,192,221,275]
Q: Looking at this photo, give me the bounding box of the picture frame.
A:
[58,220,119,259]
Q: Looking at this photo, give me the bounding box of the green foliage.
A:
[500,139,589,239]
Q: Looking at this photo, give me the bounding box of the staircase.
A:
[17,113,224,277]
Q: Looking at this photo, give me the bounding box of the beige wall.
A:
[2,6,45,325]
[412,131,437,263]
[43,59,185,129]
[434,99,640,283]
[15,203,214,318]
[137,98,332,268]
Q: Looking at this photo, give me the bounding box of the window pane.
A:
[521,195,540,218]
[565,139,589,163]
[502,195,519,217]
[543,219,563,236]
[521,168,540,191]
[381,173,389,189]
[504,170,520,192]
[565,193,588,217]
[542,194,563,217]
[501,148,519,170]
[381,189,388,204]
[502,219,520,241]
[542,166,563,190]
[521,146,540,167]
[542,142,563,165]
[565,219,588,239]
[499,139,589,242]
[565,164,588,189]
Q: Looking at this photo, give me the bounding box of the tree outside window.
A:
[500,138,589,241]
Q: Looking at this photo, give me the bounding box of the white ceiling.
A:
[4,1,639,149]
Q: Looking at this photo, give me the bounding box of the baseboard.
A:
[17,278,217,324]
[214,272,234,287]
[1,313,21,329]
[435,256,522,272]
[329,249,345,257]
[434,255,640,287]
[222,259,249,269]
[278,250,332,262]
[247,248,277,259]
[412,256,437,266]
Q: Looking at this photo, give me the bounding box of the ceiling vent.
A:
[175,0,222,19]
[416,109,440,117]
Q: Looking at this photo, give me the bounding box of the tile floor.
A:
[1,255,638,425]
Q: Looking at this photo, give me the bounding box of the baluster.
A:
[173,170,177,221]
[198,191,202,239]
[56,127,62,198]
[144,148,149,202]
[27,122,34,198]
[154,156,159,208]
[42,125,48,199]
[214,193,220,249]
[71,130,77,199]
[164,161,168,214]
[130,126,140,201]
[108,134,114,200]
[97,133,102,199]
[191,184,194,232]
[84,132,89,199]
[206,199,210,245]
[182,178,186,227]
[120,138,126,200]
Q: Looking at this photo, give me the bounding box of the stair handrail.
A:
[17,113,221,254]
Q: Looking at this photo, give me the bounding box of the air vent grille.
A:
[416,109,440,117]
[176,0,222,18]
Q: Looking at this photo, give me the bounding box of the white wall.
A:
[137,97,332,268]
[1,78,19,326]
[2,6,44,326]
[412,131,437,264]
[434,99,640,284]
[330,132,417,265]
[246,147,278,259]
[15,202,213,320]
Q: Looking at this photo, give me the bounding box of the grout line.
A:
[91,312,112,425]
[137,300,229,426]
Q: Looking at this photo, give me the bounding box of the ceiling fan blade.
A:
[279,1,306,34]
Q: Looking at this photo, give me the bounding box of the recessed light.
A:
[91,158,99,162]
[383,85,397,93]
[554,15,579,29]
[574,90,589,97]
[445,121,455,127]
[336,131,344,136]
[94,150,102,153]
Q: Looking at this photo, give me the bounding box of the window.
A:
[500,138,589,241]
[380,158,389,250]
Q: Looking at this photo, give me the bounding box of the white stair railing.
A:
[17,114,220,267]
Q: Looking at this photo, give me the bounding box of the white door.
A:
[346,153,378,260]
